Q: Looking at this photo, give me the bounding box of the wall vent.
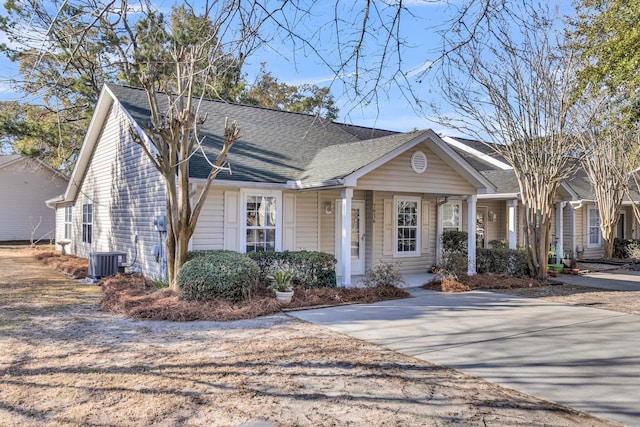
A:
[411,151,428,174]
[88,252,127,279]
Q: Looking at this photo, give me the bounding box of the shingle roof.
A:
[480,170,521,194]
[300,131,426,183]
[108,84,399,184]
[0,154,22,168]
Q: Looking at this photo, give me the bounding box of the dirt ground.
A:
[0,248,622,426]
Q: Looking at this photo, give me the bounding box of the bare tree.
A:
[128,2,272,288]
[433,3,580,279]
[29,216,43,248]
[576,96,640,258]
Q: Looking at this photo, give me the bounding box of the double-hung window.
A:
[245,194,279,252]
[82,203,93,244]
[64,206,72,240]
[588,207,601,247]
[394,196,420,256]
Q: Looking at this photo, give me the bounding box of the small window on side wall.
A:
[82,203,92,244]
[64,206,72,240]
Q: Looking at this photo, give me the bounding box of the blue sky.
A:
[0,1,572,135]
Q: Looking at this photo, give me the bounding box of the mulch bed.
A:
[29,249,88,279]
[100,274,410,322]
[423,274,547,293]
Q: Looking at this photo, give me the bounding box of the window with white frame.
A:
[64,206,72,240]
[244,194,279,252]
[442,201,462,233]
[394,196,420,256]
[82,203,92,244]
[588,207,601,247]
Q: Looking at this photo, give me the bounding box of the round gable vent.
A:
[410,151,427,174]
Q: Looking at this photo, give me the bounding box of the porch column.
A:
[556,202,565,263]
[508,200,517,249]
[467,195,477,276]
[340,188,353,287]
[570,204,577,258]
[435,202,444,265]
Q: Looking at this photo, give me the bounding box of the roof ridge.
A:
[107,83,344,123]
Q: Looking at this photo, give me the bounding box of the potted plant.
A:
[268,268,295,303]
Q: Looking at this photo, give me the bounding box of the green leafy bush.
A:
[178,250,259,302]
[439,230,469,277]
[248,250,337,288]
[442,230,468,254]
[362,261,405,288]
[476,248,528,277]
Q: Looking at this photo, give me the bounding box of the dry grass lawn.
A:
[0,247,620,426]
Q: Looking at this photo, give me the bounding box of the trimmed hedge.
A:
[247,250,337,289]
[439,230,528,277]
[476,248,528,277]
[178,250,259,302]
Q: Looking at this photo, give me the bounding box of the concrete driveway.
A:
[290,288,640,426]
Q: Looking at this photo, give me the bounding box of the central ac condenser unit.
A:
[88,252,127,281]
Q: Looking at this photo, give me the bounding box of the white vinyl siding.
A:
[357,143,476,194]
[375,191,436,274]
[294,192,319,250]
[69,104,166,279]
[192,187,225,251]
[0,158,67,242]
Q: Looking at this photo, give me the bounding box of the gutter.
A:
[45,195,64,209]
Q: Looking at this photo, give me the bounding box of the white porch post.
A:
[467,195,477,276]
[435,203,444,265]
[508,200,517,250]
[571,204,577,258]
[556,202,565,263]
[340,188,353,287]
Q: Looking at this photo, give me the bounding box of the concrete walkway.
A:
[554,269,640,291]
[289,287,640,426]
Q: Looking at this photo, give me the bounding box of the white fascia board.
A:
[559,181,580,201]
[428,131,497,192]
[290,179,345,190]
[190,178,294,190]
[478,192,520,200]
[442,136,512,171]
[343,132,427,183]
[63,87,115,203]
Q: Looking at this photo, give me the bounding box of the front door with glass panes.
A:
[335,200,365,275]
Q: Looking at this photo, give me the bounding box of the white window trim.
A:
[64,205,72,240]
[587,207,601,248]
[240,189,283,253]
[81,201,93,245]
[393,195,421,258]
[441,201,463,233]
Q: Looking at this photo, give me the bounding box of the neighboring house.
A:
[50,84,496,284]
[443,136,640,261]
[0,155,68,242]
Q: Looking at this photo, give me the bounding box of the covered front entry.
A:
[336,200,365,276]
